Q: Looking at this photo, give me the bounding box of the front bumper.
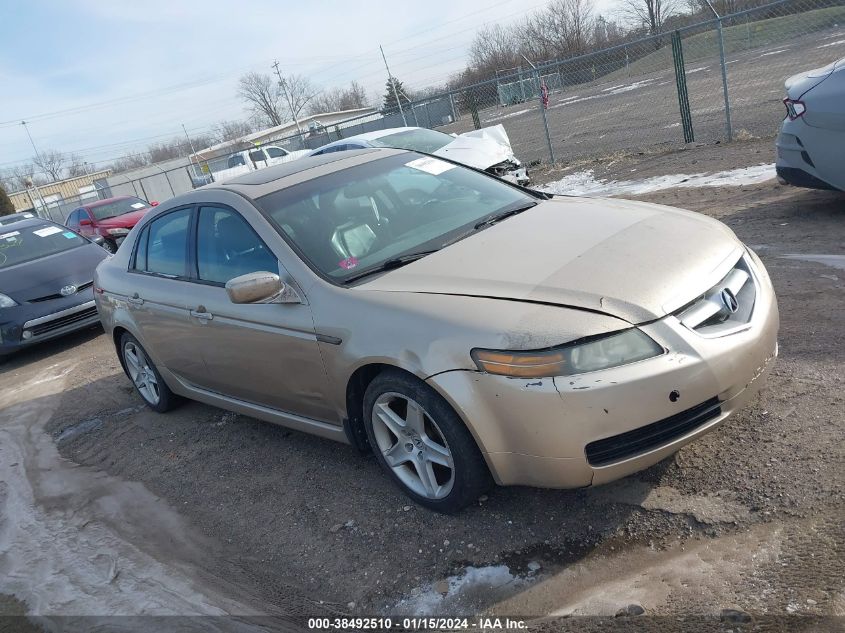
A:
[0,297,101,356]
[427,253,779,489]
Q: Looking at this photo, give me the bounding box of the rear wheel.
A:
[120,333,180,412]
[363,370,492,513]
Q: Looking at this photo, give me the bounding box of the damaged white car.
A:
[308,125,530,185]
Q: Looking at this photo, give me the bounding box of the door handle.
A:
[127,293,144,306]
[190,307,213,321]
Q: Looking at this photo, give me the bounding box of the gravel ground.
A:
[0,137,843,631]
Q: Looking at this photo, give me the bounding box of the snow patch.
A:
[817,39,845,48]
[686,66,708,74]
[540,164,776,197]
[607,79,654,94]
[759,49,788,57]
[393,565,531,615]
[484,108,532,123]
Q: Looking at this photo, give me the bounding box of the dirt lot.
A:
[1,138,843,630]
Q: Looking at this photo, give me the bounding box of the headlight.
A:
[0,293,19,308]
[105,228,130,236]
[471,329,664,378]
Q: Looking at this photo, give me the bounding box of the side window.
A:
[145,208,191,277]
[196,206,277,284]
[266,147,288,158]
[248,150,266,164]
[66,210,80,226]
[228,154,246,168]
[134,226,149,271]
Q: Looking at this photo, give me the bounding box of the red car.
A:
[65,196,158,254]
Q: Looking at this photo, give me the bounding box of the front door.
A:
[186,205,336,423]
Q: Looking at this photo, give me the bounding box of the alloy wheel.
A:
[371,392,455,499]
[123,341,160,406]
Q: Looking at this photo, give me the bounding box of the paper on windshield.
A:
[131,202,146,209]
[405,156,455,175]
[0,231,20,240]
[33,226,63,237]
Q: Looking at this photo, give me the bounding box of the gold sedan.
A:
[94,149,779,512]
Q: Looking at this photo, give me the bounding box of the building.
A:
[8,169,112,214]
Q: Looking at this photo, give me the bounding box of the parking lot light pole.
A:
[704,0,733,142]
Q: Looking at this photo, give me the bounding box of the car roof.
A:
[82,195,140,209]
[314,127,427,153]
[208,147,408,198]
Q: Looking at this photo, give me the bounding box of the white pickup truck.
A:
[210,145,310,183]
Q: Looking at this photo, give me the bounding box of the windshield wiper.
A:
[474,202,537,230]
[342,249,439,284]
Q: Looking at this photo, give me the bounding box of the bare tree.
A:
[308,81,370,115]
[7,164,42,191]
[212,119,254,143]
[238,72,284,127]
[278,74,319,122]
[621,0,678,36]
[468,23,520,74]
[32,149,68,182]
[110,153,150,173]
[65,154,88,178]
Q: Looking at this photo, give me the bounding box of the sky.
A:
[0,0,620,178]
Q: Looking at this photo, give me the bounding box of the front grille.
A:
[585,397,721,466]
[674,255,757,336]
[29,306,98,337]
[29,281,94,303]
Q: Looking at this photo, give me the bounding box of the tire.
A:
[102,240,118,254]
[363,369,492,513]
[119,333,180,412]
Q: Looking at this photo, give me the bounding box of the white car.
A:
[309,126,530,185]
[211,145,310,184]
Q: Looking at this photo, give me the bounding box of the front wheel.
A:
[119,333,180,412]
[363,370,492,513]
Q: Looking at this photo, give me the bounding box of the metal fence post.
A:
[534,69,555,164]
[448,93,458,122]
[715,18,733,142]
[671,31,695,144]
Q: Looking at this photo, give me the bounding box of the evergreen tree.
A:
[0,186,15,216]
[382,78,411,111]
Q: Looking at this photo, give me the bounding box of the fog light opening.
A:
[22,330,33,340]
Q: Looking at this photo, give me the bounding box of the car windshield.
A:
[90,198,148,221]
[0,223,88,269]
[255,152,535,283]
[369,129,454,154]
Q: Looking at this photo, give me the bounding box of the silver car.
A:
[776,56,845,191]
[94,149,779,512]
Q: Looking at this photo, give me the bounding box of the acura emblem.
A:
[60,285,78,297]
[720,288,739,314]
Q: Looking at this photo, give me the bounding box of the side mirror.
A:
[150,201,159,207]
[90,235,105,246]
[80,218,93,226]
[225,271,300,304]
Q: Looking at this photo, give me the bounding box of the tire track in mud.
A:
[0,360,276,631]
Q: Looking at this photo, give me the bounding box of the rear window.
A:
[89,198,148,221]
[0,223,87,269]
[369,129,453,153]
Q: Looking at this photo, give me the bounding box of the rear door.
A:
[184,204,335,422]
[126,207,207,384]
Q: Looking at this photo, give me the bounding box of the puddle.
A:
[0,361,267,626]
[540,164,775,197]
[780,254,845,272]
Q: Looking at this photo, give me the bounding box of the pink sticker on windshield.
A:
[339,257,359,270]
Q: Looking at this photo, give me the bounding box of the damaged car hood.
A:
[434,124,520,169]
[360,197,744,324]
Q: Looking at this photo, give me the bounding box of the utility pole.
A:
[272,60,303,134]
[21,121,49,216]
[380,45,407,126]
